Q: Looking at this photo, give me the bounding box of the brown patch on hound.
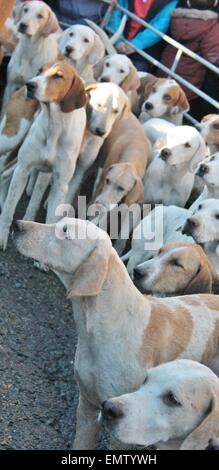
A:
[3,87,38,137]
[138,298,193,366]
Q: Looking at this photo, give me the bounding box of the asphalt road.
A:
[0,196,108,450]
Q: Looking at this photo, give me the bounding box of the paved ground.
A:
[0,197,108,450]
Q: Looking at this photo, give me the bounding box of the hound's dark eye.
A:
[106,178,110,185]
[143,376,148,385]
[24,7,28,13]
[84,38,89,43]
[113,108,119,114]
[185,142,191,148]
[162,391,182,407]
[37,13,44,19]
[53,73,63,80]
[37,67,43,76]
[164,94,171,100]
[170,259,183,268]
[63,225,68,234]
[198,204,202,210]
[117,186,125,192]
[105,62,110,67]
[152,87,156,93]
[69,32,74,37]
[215,214,219,220]
[210,155,215,161]
[213,123,219,130]
[119,69,125,74]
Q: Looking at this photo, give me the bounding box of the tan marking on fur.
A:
[138,298,193,366]
[202,319,219,364]
[3,87,38,137]
[165,85,189,112]
[0,23,18,52]
[0,0,16,31]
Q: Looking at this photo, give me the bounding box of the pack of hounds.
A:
[0,1,219,451]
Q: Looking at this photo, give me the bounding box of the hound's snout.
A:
[26,81,38,98]
[196,163,209,177]
[182,217,199,235]
[145,102,154,111]
[160,148,172,160]
[19,22,28,34]
[102,401,124,421]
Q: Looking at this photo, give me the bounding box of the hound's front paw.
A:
[0,223,10,251]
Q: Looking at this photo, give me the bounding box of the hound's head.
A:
[86,82,130,138]
[14,1,59,38]
[139,75,189,118]
[25,62,87,112]
[95,54,140,93]
[199,114,219,147]
[196,152,219,188]
[93,163,144,215]
[157,126,207,172]
[102,359,219,450]
[14,218,112,297]
[58,24,105,65]
[133,242,214,296]
[182,199,219,243]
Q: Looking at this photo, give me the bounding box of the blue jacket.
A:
[53,0,107,25]
[108,0,178,50]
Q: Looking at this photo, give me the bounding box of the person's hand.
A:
[116,42,135,55]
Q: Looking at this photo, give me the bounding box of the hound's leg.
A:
[26,169,38,197]
[0,165,29,250]
[73,394,100,450]
[46,175,69,224]
[24,172,51,221]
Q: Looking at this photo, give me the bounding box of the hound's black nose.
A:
[145,102,154,111]
[182,218,199,235]
[19,22,27,33]
[26,81,38,98]
[133,267,143,280]
[65,45,74,56]
[196,163,209,177]
[160,148,172,160]
[95,127,105,137]
[100,77,109,82]
[102,401,124,421]
[12,220,23,234]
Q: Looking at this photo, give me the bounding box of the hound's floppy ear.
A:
[201,114,216,123]
[121,99,131,119]
[124,175,144,206]
[171,88,190,115]
[41,8,59,37]
[93,57,105,80]
[13,3,24,24]
[136,73,158,112]
[61,73,87,113]
[88,32,105,65]
[121,65,140,93]
[180,391,219,450]
[86,83,98,94]
[184,258,213,295]
[154,137,167,155]
[67,239,111,297]
[190,133,207,173]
